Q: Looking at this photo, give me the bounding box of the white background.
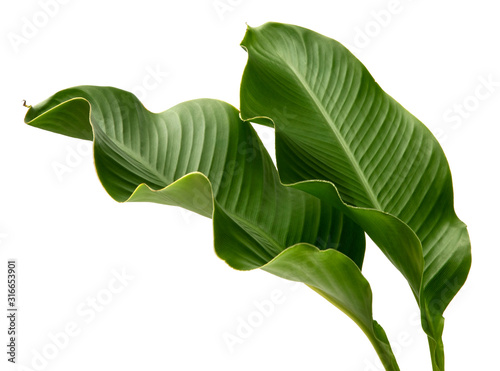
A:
[1,0,499,370]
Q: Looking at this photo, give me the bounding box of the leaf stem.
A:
[428,336,445,371]
[307,285,400,371]
[363,324,401,371]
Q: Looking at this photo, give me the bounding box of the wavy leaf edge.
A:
[24,89,404,370]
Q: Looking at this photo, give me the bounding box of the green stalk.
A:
[428,336,445,371]
[307,285,400,371]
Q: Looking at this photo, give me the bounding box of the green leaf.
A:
[24,86,399,369]
[240,22,471,370]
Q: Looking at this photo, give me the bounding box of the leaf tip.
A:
[240,23,257,51]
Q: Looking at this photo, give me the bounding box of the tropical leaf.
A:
[24,86,400,370]
[240,22,471,370]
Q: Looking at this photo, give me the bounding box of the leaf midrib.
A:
[281,61,382,210]
[94,125,173,189]
[224,207,285,259]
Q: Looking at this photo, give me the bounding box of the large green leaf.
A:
[240,22,471,370]
[24,86,400,370]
